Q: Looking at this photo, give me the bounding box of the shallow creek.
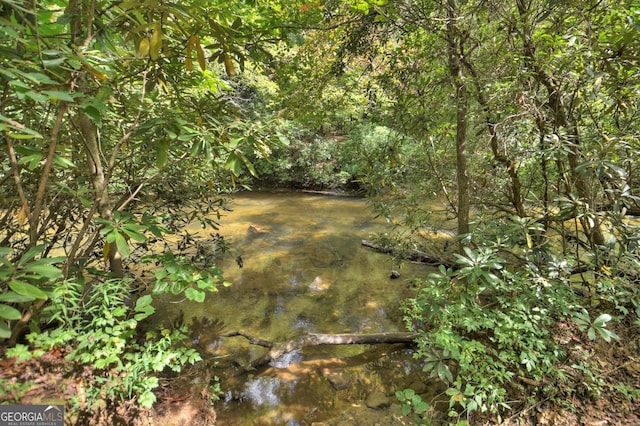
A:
[155,191,440,425]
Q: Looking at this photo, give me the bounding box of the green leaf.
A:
[42,57,67,68]
[24,72,58,85]
[236,150,258,177]
[6,344,33,362]
[138,389,157,409]
[414,400,429,414]
[42,90,75,102]
[8,131,44,140]
[224,152,243,176]
[25,91,49,102]
[114,233,130,258]
[185,287,205,302]
[134,295,155,320]
[135,294,153,311]
[82,105,102,127]
[598,328,619,342]
[0,291,36,303]
[0,303,22,320]
[23,264,63,279]
[156,139,169,167]
[18,153,43,169]
[0,322,11,339]
[53,155,76,169]
[593,313,612,327]
[9,280,48,299]
[17,245,46,266]
[122,227,147,242]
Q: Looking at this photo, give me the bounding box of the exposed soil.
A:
[487,319,640,426]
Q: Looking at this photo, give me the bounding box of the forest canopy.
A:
[1,0,640,424]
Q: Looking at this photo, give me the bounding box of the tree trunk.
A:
[446,0,470,251]
[516,0,605,247]
[69,0,123,278]
[460,57,526,218]
[77,112,124,277]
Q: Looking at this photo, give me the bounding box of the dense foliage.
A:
[1,0,640,424]
[269,0,640,423]
[0,0,290,420]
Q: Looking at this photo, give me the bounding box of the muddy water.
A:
[157,191,438,425]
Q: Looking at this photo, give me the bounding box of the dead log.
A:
[301,189,359,197]
[221,331,419,370]
[361,239,456,268]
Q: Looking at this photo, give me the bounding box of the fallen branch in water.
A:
[361,239,456,268]
[221,331,419,370]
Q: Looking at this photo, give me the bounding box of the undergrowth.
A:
[397,216,640,425]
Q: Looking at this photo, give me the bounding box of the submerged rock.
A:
[365,390,391,409]
[323,370,351,390]
[248,224,269,234]
[309,276,331,291]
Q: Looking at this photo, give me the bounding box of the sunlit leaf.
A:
[42,90,75,102]
[114,233,130,258]
[135,294,153,310]
[157,139,169,167]
[15,201,28,226]
[185,287,205,302]
[23,263,63,279]
[23,72,57,85]
[224,152,243,176]
[122,226,147,242]
[195,37,206,71]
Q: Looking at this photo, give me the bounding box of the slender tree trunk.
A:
[446,0,470,248]
[69,0,123,277]
[77,112,123,277]
[516,0,604,247]
[461,57,526,217]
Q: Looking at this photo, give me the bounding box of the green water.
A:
[157,191,439,425]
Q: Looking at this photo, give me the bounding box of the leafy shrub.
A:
[7,277,204,419]
[249,121,407,191]
[400,216,621,423]
[0,245,64,339]
[249,128,357,190]
[2,225,226,421]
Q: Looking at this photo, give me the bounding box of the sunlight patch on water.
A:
[244,376,281,407]
[269,350,303,368]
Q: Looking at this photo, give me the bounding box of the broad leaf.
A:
[0,303,22,320]
[0,292,36,303]
[23,264,63,279]
[9,280,48,299]
[185,287,205,302]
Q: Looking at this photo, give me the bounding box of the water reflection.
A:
[244,376,281,407]
[270,350,304,368]
[156,191,438,424]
